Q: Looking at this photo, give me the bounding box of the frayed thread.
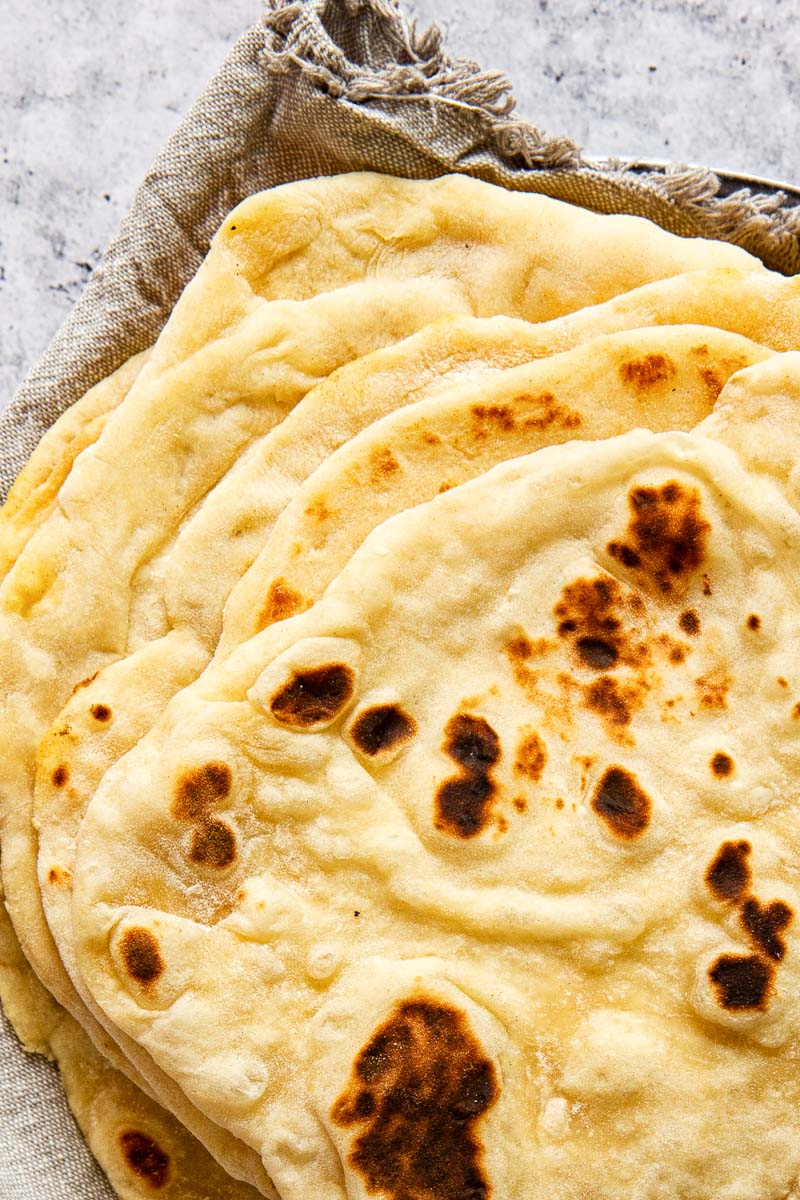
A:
[605,161,800,246]
[263,0,574,166]
[261,0,799,271]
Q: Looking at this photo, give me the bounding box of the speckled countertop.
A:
[2,0,797,411]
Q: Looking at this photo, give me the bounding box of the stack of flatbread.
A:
[3,172,800,1200]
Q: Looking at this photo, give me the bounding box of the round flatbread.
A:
[0,172,782,1198]
[2,165,765,1130]
[73,354,800,1200]
[35,324,770,1053]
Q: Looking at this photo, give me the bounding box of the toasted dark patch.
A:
[609,542,641,568]
[695,671,730,711]
[699,366,724,402]
[370,446,401,479]
[517,391,582,432]
[740,897,793,962]
[705,840,751,903]
[793,702,800,720]
[51,764,69,788]
[120,928,164,987]
[504,633,554,705]
[47,866,72,887]
[655,631,690,667]
[507,634,533,661]
[441,715,501,774]
[554,575,647,671]
[607,481,710,596]
[172,761,232,820]
[577,636,619,669]
[583,676,634,729]
[710,752,734,778]
[514,729,547,783]
[746,613,761,632]
[258,577,307,631]
[436,774,496,839]
[73,671,100,694]
[90,703,112,722]
[305,496,335,523]
[591,766,651,839]
[679,609,700,636]
[471,402,515,435]
[619,353,676,390]
[709,954,772,1011]
[351,704,416,757]
[331,997,498,1200]
[119,1130,170,1190]
[435,713,501,838]
[270,663,355,727]
[189,819,237,870]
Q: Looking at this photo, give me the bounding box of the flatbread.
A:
[145,266,800,651]
[0,274,482,1198]
[144,172,764,375]
[219,326,770,646]
[72,353,800,1200]
[0,172,778,1196]
[0,350,149,580]
[213,264,800,650]
[0,350,148,1056]
[36,265,800,1000]
[1,900,264,1200]
[3,166,763,1130]
[0,359,263,1200]
[35,325,770,1045]
[1,351,148,1055]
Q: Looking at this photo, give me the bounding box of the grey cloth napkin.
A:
[0,1010,113,1199]
[0,1,798,1196]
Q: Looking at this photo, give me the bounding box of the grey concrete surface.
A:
[1,0,797,411]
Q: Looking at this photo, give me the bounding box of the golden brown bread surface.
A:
[0,173,794,1200]
[0,351,265,1200]
[73,356,800,1199]
[34,322,770,1112]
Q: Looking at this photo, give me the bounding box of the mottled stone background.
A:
[2,0,797,412]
